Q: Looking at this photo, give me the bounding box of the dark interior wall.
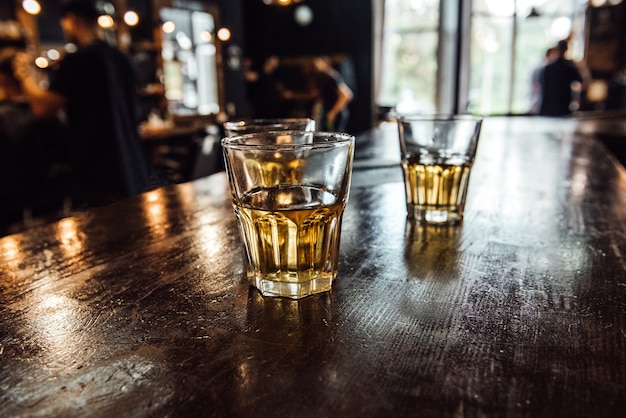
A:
[0,2,15,20]
[212,0,247,119]
[0,2,21,48]
[242,0,374,134]
[37,1,64,44]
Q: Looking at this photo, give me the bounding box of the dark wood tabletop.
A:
[1,117,625,417]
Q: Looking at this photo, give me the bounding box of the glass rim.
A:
[223,117,315,128]
[397,114,483,123]
[221,130,355,150]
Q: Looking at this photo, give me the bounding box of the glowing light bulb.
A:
[124,11,139,26]
[98,15,115,29]
[22,0,41,15]
[35,56,49,69]
[46,49,60,60]
[217,27,231,42]
[294,5,313,26]
[162,20,176,34]
[200,30,212,43]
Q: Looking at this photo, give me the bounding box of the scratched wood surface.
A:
[1,117,625,417]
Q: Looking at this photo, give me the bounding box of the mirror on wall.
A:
[160,7,220,116]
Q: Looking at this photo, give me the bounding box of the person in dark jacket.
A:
[538,40,584,116]
[14,0,162,209]
[306,56,353,131]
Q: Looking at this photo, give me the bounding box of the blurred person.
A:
[0,47,34,233]
[529,47,558,115]
[306,56,353,131]
[252,55,289,118]
[0,48,66,234]
[0,48,31,134]
[538,40,584,116]
[14,0,162,209]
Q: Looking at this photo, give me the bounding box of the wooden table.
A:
[1,117,625,417]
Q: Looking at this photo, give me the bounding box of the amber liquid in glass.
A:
[234,184,344,298]
[402,155,472,224]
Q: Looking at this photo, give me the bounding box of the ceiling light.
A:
[294,5,313,26]
[35,56,48,69]
[22,0,41,15]
[46,49,60,60]
[217,28,231,42]
[162,21,176,34]
[124,11,139,27]
[98,15,115,29]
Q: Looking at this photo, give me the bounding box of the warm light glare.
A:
[29,288,82,356]
[217,27,231,42]
[124,10,139,26]
[56,217,84,258]
[1,237,19,259]
[22,0,41,15]
[263,0,303,4]
[146,190,160,203]
[162,20,176,34]
[46,49,60,60]
[98,15,115,29]
[587,80,609,102]
[196,212,227,259]
[59,222,76,243]
[200,30,212,43]
[589,0,624,5]
[34,56,49,69]
[142,190,167,237]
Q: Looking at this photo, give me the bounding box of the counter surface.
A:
[1,118,625,417]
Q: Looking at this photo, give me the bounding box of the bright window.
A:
[379,0,440,114]
[378,0,587,115]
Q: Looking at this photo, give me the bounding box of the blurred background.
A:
[1,0,625,233]
[3,0,624,134]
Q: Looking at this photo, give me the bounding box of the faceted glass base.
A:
[249,274,334,299]
[408,205,464,225]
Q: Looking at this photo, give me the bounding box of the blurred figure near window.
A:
[538,40,584,117]
[529,47,559,115]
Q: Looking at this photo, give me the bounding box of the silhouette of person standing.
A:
[14,0,162,209]
[306,57,353,131]
[256,56,285,118]
[538,40,583,116]
[529,47,558,115]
